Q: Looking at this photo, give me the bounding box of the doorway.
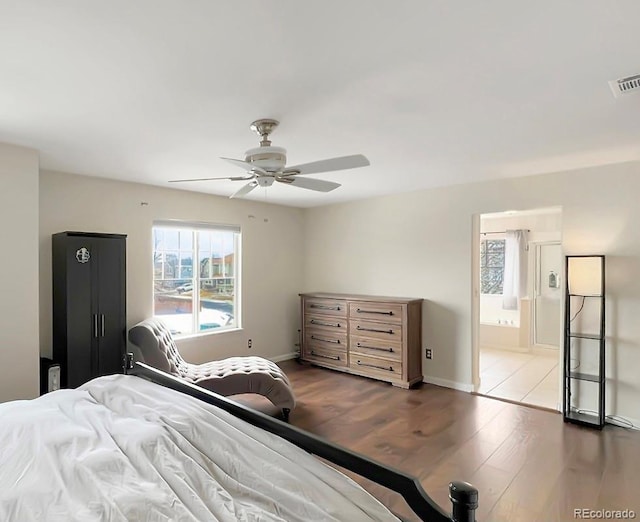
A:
[473,208,563,411]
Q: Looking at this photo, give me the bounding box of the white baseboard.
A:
[605,414,640,431]
[422,376,474,393]
[480,344,529,354]
[270,352,299,363]
[531,346,560,356]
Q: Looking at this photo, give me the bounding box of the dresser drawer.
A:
[350,319,403,343]
[305,330,347,351]
[304,298,347,318]
[349,302,404,324]
[304,345,348,368]
[349,354,402,379]
[305,314,347,334]
[350,335,402,361]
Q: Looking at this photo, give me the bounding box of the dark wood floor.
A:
[238,360,640,521]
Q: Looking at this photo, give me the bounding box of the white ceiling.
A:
[2,1,640,208]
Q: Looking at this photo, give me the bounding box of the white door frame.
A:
[471,214,481,392]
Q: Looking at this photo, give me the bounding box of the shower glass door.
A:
[534,242,562,348]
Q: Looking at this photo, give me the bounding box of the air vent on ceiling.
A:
[609,74,640,98]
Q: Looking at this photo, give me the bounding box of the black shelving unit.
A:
[563,255,605,429]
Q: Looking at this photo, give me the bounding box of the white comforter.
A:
[0,374,399,522]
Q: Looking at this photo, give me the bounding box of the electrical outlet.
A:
[248,339,252,349]
[425,348,432,360]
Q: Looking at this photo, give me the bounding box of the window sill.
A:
[174,327,243,341]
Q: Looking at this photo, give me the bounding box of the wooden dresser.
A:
[300,292,423,389]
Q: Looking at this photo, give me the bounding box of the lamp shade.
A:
[567,256,604,296]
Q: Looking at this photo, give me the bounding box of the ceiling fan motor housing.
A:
[245,146,287,172]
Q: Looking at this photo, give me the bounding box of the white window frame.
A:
[480,236,506,296]
[152,220,241,337]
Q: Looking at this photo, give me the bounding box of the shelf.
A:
[564,255,606,430]
[564,410,604,429]
[568,333,603,340]
[568,371,601,383]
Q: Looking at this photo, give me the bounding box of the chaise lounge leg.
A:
[282,408,290,422]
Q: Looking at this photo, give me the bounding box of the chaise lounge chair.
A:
[128,318,296,421]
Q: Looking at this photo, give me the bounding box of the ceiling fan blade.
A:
[229,181,258,199]
[284,154,369,176]
[221,157,268,175]
[278,176,341,192]
[169,175,253,183]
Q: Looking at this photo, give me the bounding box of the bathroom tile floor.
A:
[478,347,560,410]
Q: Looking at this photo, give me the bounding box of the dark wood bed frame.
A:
[125,357,478,522]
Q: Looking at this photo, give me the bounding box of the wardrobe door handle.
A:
[93,314,99,338]
[100,315,105,337]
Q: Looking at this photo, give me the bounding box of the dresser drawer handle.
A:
[310,304,342,311]
[310,319,341,328]
[356,325,394,335]
[357,342,394,353]
[357,360,394,372]
[311,351,341,361]
[311,335,341,344]
[356,308,394,316]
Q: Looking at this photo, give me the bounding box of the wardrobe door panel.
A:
[64,236,96,388]
[96,237,126,377]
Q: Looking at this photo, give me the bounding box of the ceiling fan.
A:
[169,119,370,198]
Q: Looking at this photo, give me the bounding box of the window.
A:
[480,239,505,294]
[153,221,240,336]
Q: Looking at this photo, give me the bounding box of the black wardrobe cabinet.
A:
[52,232,127,388]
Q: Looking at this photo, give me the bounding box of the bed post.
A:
[449,481,478,522]
[124,352,135,373]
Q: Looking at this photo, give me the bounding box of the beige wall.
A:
[5,142,639,427]
[39,171,304,365]
[0,143,39,401]
[303,161,640,425]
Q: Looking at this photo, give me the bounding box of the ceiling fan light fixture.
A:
[244,146,287,172]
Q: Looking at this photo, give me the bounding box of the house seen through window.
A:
[153,222,240,335]
[480,239,505,294]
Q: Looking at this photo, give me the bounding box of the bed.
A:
[0,360,478,521]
